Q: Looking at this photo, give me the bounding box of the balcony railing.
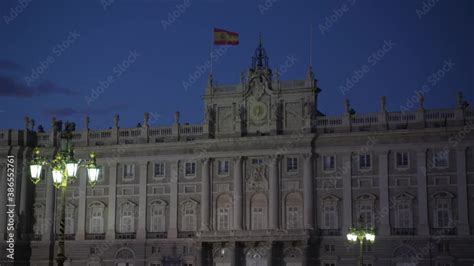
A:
[178,231,196,238]
[85,233,106,240]
[430,227,456,235]
[318,229,341,236]
[391,228,416,236]
[116,233,136,239]
[147,232,167,239]
[54,234,75,240]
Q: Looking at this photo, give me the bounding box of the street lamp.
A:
[346,224,375,266]
[29,125,99,266]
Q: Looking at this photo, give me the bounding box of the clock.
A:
[249,101,268,122]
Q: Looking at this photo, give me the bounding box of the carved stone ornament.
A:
[246,165,268,191]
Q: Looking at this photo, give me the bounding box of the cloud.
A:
[0,59,23,71]
[0,75,76,97]
[43,103,129,117]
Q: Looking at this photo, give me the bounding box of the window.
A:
[437,242,450,253]
[322,262,336,266]
[65,205,75,234]
[358,196,374,228]
[150,202,166,232]
[395,199,413,228]
[322,198,338,229]
[396,152,409,168]
[434,198,451,228]
[286,193,302,229]
[359,154,371,169]
[251,194,267,230]
[218,160,230,175]
[123,164,135,181]
[120,203,135,233]
[433,150,448,168]
[185,162,196,176]
[182,201,197,231]
[154,162,165,177]
[96,166,105,184]
[218,206,230,230]
[89,203,104,234]
[251,158,263,165]
[286,157,298,172]
[323,155,335,172]
[324,244,335,252]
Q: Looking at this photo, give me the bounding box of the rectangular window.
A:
[435,199,451,228]
[396,201,412,228]
[123,164,135,181]
[286,157,298,172]
[396,152,409,168]
[323,155,335,172]
[252,207,265,230]
[154,162,165,177]
[185,162,196,176]
[359,154,371,169]
[433,150,449,168]
[251,158,263,165]
[218,160,230,175]
[286,206,300,229]
[359,201,373,228]
[218,207,230,230]
[322,202,338,229]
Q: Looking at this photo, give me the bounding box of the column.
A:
[106,162,117,240]
[168,161,179,238]
[416,150,429,235]
[0,161,7,239]
[137,161,148,239]
[43,171,55,241]
[456,148,470,235]
[201,158,211,231]
[76,169,87,240]
[19,150,29,239]
[378,152,390,235]
[303,154,314,230]
[269,155,279,230]
[233,157,243,230]
[342,153,352,235]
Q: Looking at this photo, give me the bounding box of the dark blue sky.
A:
[1,0,472,130]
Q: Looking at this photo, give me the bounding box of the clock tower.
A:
[203,37,320,138]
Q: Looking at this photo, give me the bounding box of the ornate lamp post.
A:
[346,218,376,266]
[29,125,100,266]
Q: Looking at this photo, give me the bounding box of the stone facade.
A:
[1,42,474,266]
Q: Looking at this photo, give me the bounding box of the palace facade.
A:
[1,41,474,266]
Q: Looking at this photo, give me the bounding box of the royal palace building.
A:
[1,41,474,266]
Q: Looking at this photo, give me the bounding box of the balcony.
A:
[85,233,106,240]
[430,227,456,236]
[178,231,196,238]
[147,232,167,239]
[116,233,136,239]
[54,234,75,240]
[391,228,416,236]
[318,229,341,236]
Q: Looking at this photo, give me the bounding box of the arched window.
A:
[321,195,339,229]
[181,200,198,231]
[89,202,105,234]
[394,193,414,228]
[115,247,135,266]
[120,202,136,233]
[251,193,267,230]
[357,194,376,228]
[65,204,76,234]
[33,203,45,236]
[149,200,166,232]
[217,194,232,230]
[432,192,454,228]
[285,193,302,229]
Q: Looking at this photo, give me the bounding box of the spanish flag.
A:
[214,28,239,45]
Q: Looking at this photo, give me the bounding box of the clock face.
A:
[250,101,268,122]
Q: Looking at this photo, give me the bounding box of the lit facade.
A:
[1,42,474,266]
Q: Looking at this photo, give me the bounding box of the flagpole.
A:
[310,23,313,69]
[210,29,213,76]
